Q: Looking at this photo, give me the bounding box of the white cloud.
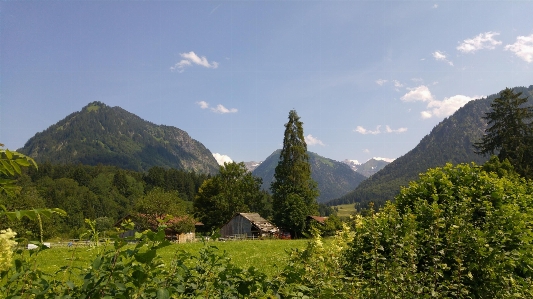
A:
[197,101,238,114]
[401,85,434,102]
[376,79,388,86]
[213,153,233,166]
[197,101,209,109]
[432,51,453,66]
[393,80,403,88]
[305,134,325,146]
[505,34,533,63]
[354,125,381,135]
[171,51,219,72]
[401,86,481,119]
[373,157,395,163]
[433,4,438,8]
[421,94,481,119]
[457,32,502,53]
[421,111,433,119]
[363,149,370,153]
[211,104,238,114]
[354,125,406,135]
[385,125,408,133]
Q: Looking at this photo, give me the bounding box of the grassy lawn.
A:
[333,203,356,217]
[33,239,308,281]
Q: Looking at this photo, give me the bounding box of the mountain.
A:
[342,158,391,177]
[19,101,220,174]
[328,85,533,207]
[356,158,391,177]
[243,161,262,172]
[252,150,367,203]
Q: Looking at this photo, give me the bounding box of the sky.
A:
[1,1,532,165]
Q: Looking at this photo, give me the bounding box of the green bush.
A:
[343,162,533,298]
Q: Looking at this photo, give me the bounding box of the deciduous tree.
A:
[194,162,270,231]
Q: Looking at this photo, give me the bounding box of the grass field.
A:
[333,203,356,217]
[33,239,308,281]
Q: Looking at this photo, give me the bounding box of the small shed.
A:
[220,213,278,239]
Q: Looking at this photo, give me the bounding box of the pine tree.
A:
[474,88,533,178]
[271,110,319,238]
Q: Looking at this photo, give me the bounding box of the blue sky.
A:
[1,1,532,165]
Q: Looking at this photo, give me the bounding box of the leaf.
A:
[15,158,31,167]
[92,256,103,270]
[1,159,14,176]
[135,249,157,264]
[156,289,170,299]
[10,159,21,175]
[4,149,12,159]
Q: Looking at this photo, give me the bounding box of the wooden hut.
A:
[220,213,278,239]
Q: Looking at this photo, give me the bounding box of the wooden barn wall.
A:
[220,215,253,237]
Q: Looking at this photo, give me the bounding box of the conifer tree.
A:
[271,110,318,238]
[474,88,533,178]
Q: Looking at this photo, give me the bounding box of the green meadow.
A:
[333,203,356,218]
[34,239,308,280]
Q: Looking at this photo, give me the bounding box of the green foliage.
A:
[343,162,533,297]
[475,87,533,178]
[194,162,272,231]
[0,161,207,238]
[0,147,38,197]
[272,110,319,238]
[275,225,357,298]
[133,187,197,235]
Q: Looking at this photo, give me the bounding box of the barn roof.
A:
[237,213,278,232]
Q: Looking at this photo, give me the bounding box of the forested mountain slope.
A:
[253,150,367,203]
[19,102,219,174]
[328,86,533,207]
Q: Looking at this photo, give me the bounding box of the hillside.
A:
[252,150,367,203]
[19,102,220,174]
[328,85,533,207]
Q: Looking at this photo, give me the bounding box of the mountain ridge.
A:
[328,85,533,207]
[18,101,220,174]
[252,149,367,203]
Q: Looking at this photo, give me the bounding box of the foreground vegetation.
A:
[3,159,533,298]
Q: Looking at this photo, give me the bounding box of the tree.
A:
[194,162,270,231]
[271,110,318,238]
[474,88,533,178]
[134,187,191,231]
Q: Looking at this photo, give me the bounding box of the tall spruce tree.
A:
[271,110,318,238]
[474,88,533,178]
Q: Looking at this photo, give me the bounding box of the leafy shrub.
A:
[343,163,533,298]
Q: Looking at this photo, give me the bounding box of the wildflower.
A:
[0,228,17,272]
